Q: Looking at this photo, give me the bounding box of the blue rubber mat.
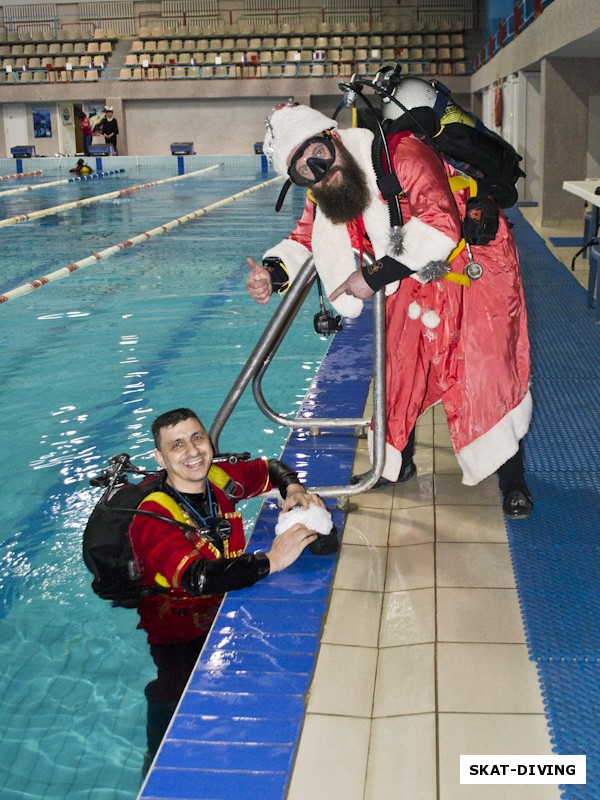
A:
[549,237,584,247]
[141,309,373,800]
[506,209,600,799]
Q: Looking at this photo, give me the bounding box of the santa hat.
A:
[264,103,337,176]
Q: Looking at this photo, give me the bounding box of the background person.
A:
[101,106,119,154]
[246,102,533,519]
[129,407,324,777]
[75,109,93,156]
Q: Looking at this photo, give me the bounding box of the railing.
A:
[473,0,556,70]
[209,252,387,510]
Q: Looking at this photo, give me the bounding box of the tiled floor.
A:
[286,208,590,800]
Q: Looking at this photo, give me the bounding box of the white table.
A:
[563,179,600,320]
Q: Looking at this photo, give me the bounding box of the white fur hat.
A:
[264,103,337,176]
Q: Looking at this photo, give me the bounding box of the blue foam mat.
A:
[549,237,584,247]
[506,209,600,799]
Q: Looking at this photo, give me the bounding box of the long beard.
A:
[312,145,371,224]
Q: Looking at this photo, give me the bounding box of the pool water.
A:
[0,160,329,798]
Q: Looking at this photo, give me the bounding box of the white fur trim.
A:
[264,105,337,176]
[263,238,311,285]
[408,301,422,319]
[367,428,404,482]
[309,128,401,318]
[456,391,533,486]
[421,310,441,329]
[397,216,456,271]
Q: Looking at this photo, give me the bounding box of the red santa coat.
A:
[263,128,531,485]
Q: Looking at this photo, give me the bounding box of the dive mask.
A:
[288,132,336,187]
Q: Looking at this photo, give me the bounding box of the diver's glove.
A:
[268,459,301,499]
[361,255,450,291]
[361,255,413,291]
[262,257,290,294]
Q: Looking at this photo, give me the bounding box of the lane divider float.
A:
[0,175,283,305]
[0,168,127,199]
[0,165,221,226]
[0,170,43,182]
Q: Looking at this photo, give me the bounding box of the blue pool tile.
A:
[219,596,327,618]
[197,649,316,674]
[188,668,312,695]
[143,767,288,800]
[168,714,302,744]
[178,690,305,718]
[204,631,319,654]
[215,601,326,635]
[158,740,296,773]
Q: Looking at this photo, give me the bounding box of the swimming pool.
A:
[0,158,330,798]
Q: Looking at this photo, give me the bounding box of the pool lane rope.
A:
[0,169,125,197]
[0,169,43,182]
[0,175,284,305]
[0,165,220,225]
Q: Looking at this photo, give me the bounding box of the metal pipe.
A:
[210,251,388,507]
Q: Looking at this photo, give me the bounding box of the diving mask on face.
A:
[288,133,336,187]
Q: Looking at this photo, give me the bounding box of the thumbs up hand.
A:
[246,258,272,304]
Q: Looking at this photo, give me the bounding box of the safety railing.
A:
[209,251,387,510]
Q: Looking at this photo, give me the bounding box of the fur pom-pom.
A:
[421,310,441,329]
[418,260,451,283]
[388,226,405,258]
[408,301,422,320]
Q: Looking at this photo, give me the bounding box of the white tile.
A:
[438,712,560,800]
[437,588,526,643]
[438,643,545,713]
[322,589,383,647]
[333,543,387,591]
[434,443,462,473]
[353,483,396,509]
[365,714,436,800]
[388,505,435,546]
[379,588,435,647]
[386,543,435,591]
[434,472,501,505]
[436,504,507,543]
[415,442,434,475]
[286,714,371,800]
[373,643,435,716]
[392,473,434,508]
[436,542,516,588]
[342,505,391,546]
[307,643,378,717]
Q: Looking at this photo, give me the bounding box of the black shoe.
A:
[502,488,533,519]
[350,461,417,489]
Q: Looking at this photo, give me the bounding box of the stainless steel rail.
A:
[209,253,387,510]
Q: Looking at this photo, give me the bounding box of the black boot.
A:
[497,443,533,520]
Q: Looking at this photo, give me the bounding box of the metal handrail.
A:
[209,252,387,509]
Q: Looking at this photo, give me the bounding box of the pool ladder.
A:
[209,253,387,511]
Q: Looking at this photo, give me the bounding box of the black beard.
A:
[312,141,371,224]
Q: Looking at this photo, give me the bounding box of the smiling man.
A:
[129,407,322,778]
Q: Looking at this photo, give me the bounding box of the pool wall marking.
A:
[0,174,284,305]
[0,164,221,221]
